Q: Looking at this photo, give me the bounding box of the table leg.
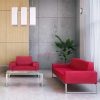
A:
[40,73,43,86]
[6,73,11,86]
[6,73,9,86]
[37,73,40,86]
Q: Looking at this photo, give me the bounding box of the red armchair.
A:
[52,58,97,93]
[9,56,39,71]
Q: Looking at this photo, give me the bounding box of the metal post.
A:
[41,74,43,86]
[65,84,97,94]
[39,73,43,86]
[6,73,8,86]
[96,84,97,93]
[37,72,40,86]
[65,84,67,93]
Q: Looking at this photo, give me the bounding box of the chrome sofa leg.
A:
[65,84,97,94]
[96,84,97,93]
[65,84,67,93]
[52,73,56,78]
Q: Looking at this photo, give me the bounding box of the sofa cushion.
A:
[64,71,97,84]
[16,56,32,66]
[70,58,89,71]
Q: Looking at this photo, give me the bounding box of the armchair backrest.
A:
[16,56,32,66]
[70,58,94,71]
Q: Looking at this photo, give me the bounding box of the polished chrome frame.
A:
[65,84,97,94]
[6,71,43,87]
[52,72,97,94]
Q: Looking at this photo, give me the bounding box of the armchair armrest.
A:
[64,71,97,84]
[32,62,39,70]
[9,61,16,70]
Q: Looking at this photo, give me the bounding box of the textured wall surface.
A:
[29,0,76,69]
[76,0,80,57]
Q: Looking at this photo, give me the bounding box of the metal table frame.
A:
[6,71,43,86]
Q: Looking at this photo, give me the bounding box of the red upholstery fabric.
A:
[53,67,73,83]
[32,62,39,70]
[52,58,97,84]
[11,66,37,71]
[9,61,16,70]
[52,63,70,68]
[88,62,94,71]
[70,58,93,71]
[16,56,32,65]
[64,71,97,84]
[9,56,39,71]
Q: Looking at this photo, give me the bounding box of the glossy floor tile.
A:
[0,70,99,100]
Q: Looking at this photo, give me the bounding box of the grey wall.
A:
[76,0,80,57]
[29,0,76,69]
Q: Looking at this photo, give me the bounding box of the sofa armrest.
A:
[64,71,97,84]
[88,62,94,71]
[9,61,16,70]
[52,63,70,68]
[32,62,39,70]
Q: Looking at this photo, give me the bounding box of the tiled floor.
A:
[0,70,99,100]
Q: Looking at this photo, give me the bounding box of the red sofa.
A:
[9,56,39,71]
[52,58,97,93]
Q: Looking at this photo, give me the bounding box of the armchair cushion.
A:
[16,56,32,66]
[11,65,36,71]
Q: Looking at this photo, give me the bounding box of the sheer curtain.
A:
[84,0,100,80]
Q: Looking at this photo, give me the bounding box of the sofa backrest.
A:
[70,58,94,71]
[16,56,32,66]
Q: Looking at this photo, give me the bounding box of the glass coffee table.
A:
[6,71,43,86]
